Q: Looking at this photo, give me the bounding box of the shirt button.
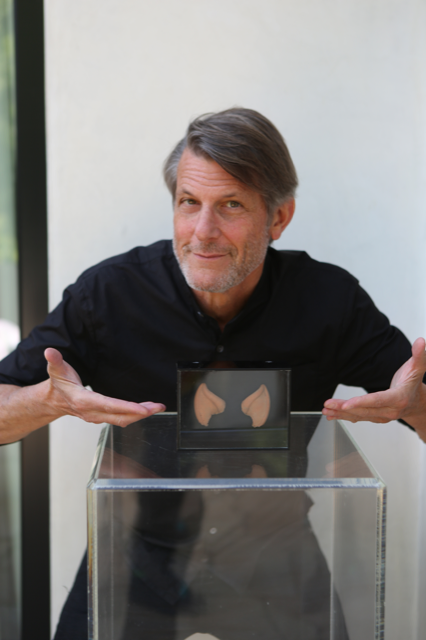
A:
[217,345,224,353]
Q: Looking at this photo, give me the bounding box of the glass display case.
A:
[87,413,386,640]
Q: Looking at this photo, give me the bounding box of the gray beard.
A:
[173,233,270,294]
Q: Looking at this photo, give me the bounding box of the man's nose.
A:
[194,206,221,241]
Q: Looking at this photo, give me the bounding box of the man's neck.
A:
[191,262,264,332]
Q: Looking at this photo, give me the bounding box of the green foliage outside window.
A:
[0,0,18,324]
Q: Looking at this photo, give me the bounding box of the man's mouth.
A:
[192,252,228,260]
[183,244,236,262]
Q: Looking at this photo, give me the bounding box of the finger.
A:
[88,407,161,428]
[80,393,151,415]
[104,399,166,416]
[323,405,395,422]
[325,389,399,412]
[322,408,388,423]
[324,398,346,409]
[323,407,362,421]
[75,391,166,426]
[110,402,165,426]
[86,411,152,427]
[139,402,166,414]
[324,402,397,417]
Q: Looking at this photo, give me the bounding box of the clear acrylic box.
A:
[87,413,386,640]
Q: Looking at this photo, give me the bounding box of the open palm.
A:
[45,347,165,427]
[322,338,426,437]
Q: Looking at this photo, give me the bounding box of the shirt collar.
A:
[168,241,273,330]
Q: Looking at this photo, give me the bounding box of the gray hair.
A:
[163,107,298,218]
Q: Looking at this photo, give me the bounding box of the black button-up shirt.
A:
[0,240,411,411]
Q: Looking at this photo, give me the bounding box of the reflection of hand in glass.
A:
[245,464,267,478]
[324,452,371,479]
[195,464,212,478]
[99,448,161,479]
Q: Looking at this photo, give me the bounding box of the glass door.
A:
[0,0,21,637]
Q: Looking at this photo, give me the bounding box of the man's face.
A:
[173,148,271,293]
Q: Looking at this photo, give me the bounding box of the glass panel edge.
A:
[87,424,110,486]
[375,486,387,640]
[91,478,386,491]
[87,484,97,639]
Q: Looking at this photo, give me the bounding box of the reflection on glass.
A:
[0,0,21,637]
[88,414,386,640]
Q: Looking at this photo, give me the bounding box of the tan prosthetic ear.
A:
[183,634,222,640]
[194,383,226,426]
[241,384,270,427]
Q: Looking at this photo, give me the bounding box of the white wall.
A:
[44,0,426,636]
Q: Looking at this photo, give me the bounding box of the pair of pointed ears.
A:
[194,383,270,428]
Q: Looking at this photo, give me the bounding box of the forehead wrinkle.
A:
[177,172,241,191]
[176,170,254,199]
[177,150,246,191]
[178,185,242,199]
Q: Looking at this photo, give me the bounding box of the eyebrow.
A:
[178,189,241,199]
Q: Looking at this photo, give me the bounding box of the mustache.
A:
[182,242,237,257]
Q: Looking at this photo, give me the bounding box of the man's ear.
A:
[269,198,295,242]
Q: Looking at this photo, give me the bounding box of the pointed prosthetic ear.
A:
[241,384,270,427]
[184,634,222,640]
[194,383,226,426]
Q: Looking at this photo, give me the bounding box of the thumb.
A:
[412,338,426,371]
[44,347,64,368]
[44,347,83,386]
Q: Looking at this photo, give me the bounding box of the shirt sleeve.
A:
[335,283,412,393]
[0,278,98,388]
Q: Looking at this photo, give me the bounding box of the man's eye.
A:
[225,200,241,208]
[182,198,197,205]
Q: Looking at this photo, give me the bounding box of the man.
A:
[1,108,426,637]
[1,108,425,441]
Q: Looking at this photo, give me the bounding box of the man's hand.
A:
[0,348,166,444]
[323,337,426,441]
[44,348,166,427]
